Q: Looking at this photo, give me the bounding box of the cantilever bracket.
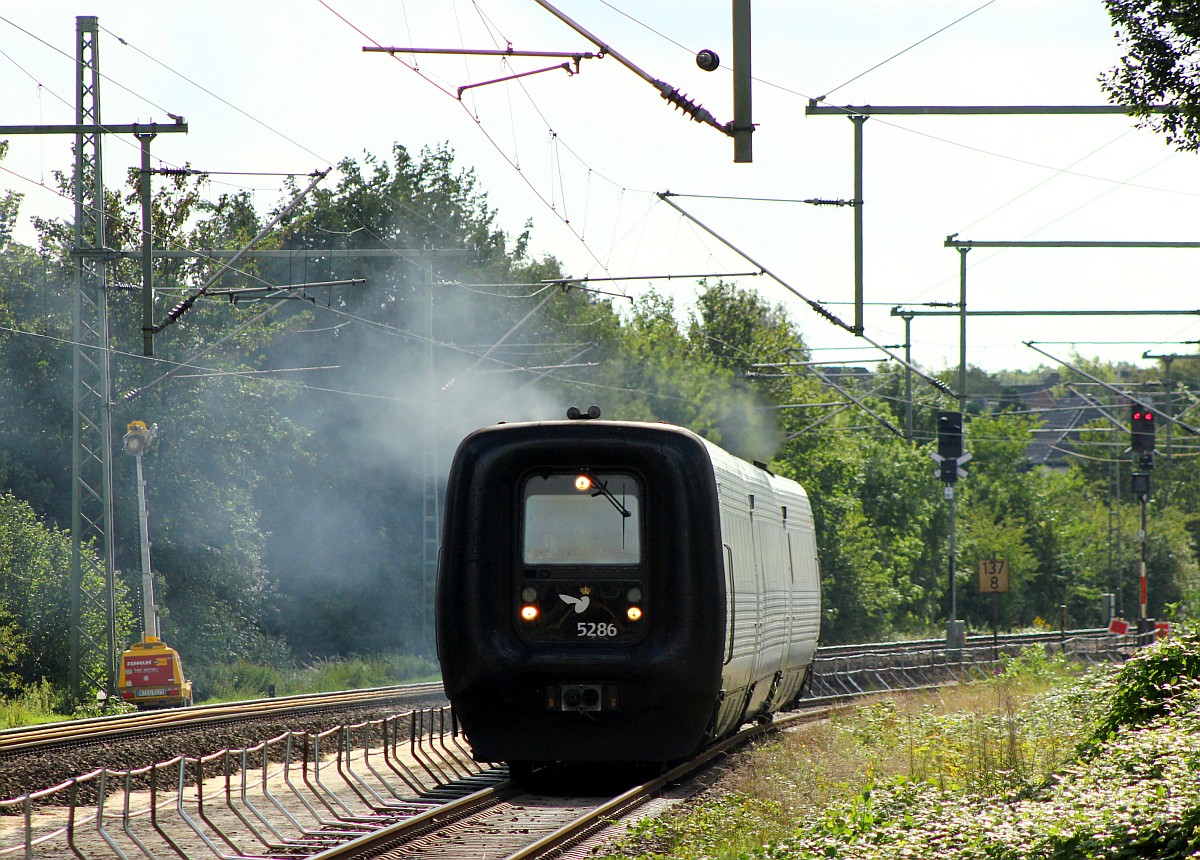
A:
[364,45,599,98]
[457,62,576,99]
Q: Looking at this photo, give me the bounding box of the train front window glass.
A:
[523,473,641,565]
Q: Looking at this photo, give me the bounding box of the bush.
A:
[1082,629,1200,753]
[0,679,65,728]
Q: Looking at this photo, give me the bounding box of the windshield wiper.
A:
[583,472,631,518]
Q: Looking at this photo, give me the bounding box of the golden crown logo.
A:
[579,586,591,595]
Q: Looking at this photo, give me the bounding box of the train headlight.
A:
[521,586,539,602]
[574,475,592,492]
[627,606,643,622]
[520,604,540,621]
[626,586,642,603]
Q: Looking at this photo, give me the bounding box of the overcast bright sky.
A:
[2,1,1198,374]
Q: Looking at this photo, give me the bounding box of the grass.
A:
[0,680,64,729]
[0,653,441,727]
[0,678,126,729]
[166,652,441,704]
[603,647,1096,860]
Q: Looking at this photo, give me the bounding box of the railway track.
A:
[0,631,1132,859]
[0,683,447,756]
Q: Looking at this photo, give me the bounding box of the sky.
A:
[1,0,1198,377]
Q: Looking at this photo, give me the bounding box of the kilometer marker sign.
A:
[979,559,1010,593]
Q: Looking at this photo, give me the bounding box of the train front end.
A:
[436,417,726,766]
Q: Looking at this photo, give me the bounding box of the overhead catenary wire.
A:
[656,192,955,399]
[93,20,487,248]
[153,168,330,334]
[1025,341,1200,437]
[324,2,1200,378]
[11,5,1200,388]
[815,0,1000,101]
[562,2,1198,201]
[0,16,984,446]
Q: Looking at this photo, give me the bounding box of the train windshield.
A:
[522,473,641,565]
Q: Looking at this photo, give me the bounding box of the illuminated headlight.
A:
[574,475,592,492]
[520,605,539,621]
[627,606,643,622]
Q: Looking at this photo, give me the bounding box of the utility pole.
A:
[0,17,188,701]
[851,115,866,335]
[72,14,114,704]
[956,245,969,414]
[731,0,753,163]
[421,254,439,654]
[137,131,156,357]
[900,310,914,442]
[1108,458,1123,618]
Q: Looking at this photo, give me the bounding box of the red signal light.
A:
[1131,406,1157,454]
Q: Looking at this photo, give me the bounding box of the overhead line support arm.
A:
[532,0,731,137]
[153,168,330,334]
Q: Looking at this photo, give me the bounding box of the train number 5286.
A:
[577,622,619,638]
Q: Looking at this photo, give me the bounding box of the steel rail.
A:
[0,682,446,755]
[290,632,1134,860]
[2,632,1116,755]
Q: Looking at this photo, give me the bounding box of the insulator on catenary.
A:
[654,83,730,135]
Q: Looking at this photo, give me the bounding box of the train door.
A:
[711,481,761,739]
[746,496,789,717]
[723,543,736,665]
[747,495,765,681]
[786,500,822,661]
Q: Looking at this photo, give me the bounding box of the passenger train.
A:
[435,409,821,774]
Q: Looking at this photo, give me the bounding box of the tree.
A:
[1101,1,1200,150]
[0,494,130,697]
[248,143,586,656]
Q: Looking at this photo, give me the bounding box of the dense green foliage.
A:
[606,647,1092,860]
[608,636,1200,860]
[0,493,130,698]
[1,138,1199,708]
[191,652,438,704]
[1083,629,1200,751]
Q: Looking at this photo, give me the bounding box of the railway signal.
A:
[931,410,970,484]
[1131,405,1156,455]
[1127,408,1155,621]
[930,411,971,649]
[937,411,963,459]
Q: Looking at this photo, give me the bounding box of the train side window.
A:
[522,472,642,565]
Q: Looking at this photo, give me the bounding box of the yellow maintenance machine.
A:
[118,636,194,709]
[117,421,193,709]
